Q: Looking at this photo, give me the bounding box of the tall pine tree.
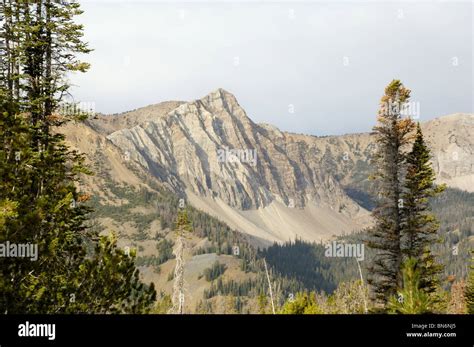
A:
[367,80,415,306]
[0,0,155,313]
[401,123,445,294]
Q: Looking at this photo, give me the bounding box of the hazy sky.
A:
[71,0,473,136]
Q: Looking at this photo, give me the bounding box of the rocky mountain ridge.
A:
[63,89,474,244]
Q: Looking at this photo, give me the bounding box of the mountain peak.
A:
[210,87,235,98]
[183,88,250,122]
[203,88,239,107]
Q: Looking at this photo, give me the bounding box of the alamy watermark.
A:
[18,321,55,341]
[217,148,257,167]
[0,241,38,261]
[324,241,364,261]
[381,99,420,119]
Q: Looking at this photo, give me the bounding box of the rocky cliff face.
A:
[422,114,474,192]
[64,89,473,244]
[106,89,364,214]
[283,113,474,194]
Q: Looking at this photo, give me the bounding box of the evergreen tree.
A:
[67,234,156,314]
[367,80,415,306]
[174,208,192,235]
[279,292,322,314]
[402,123,445,294]
[257,292,268,314]
[387,258,435,314]
[153,292,173,314]
[0,0,155,313]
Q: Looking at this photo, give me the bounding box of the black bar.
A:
[0,314,472,346]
